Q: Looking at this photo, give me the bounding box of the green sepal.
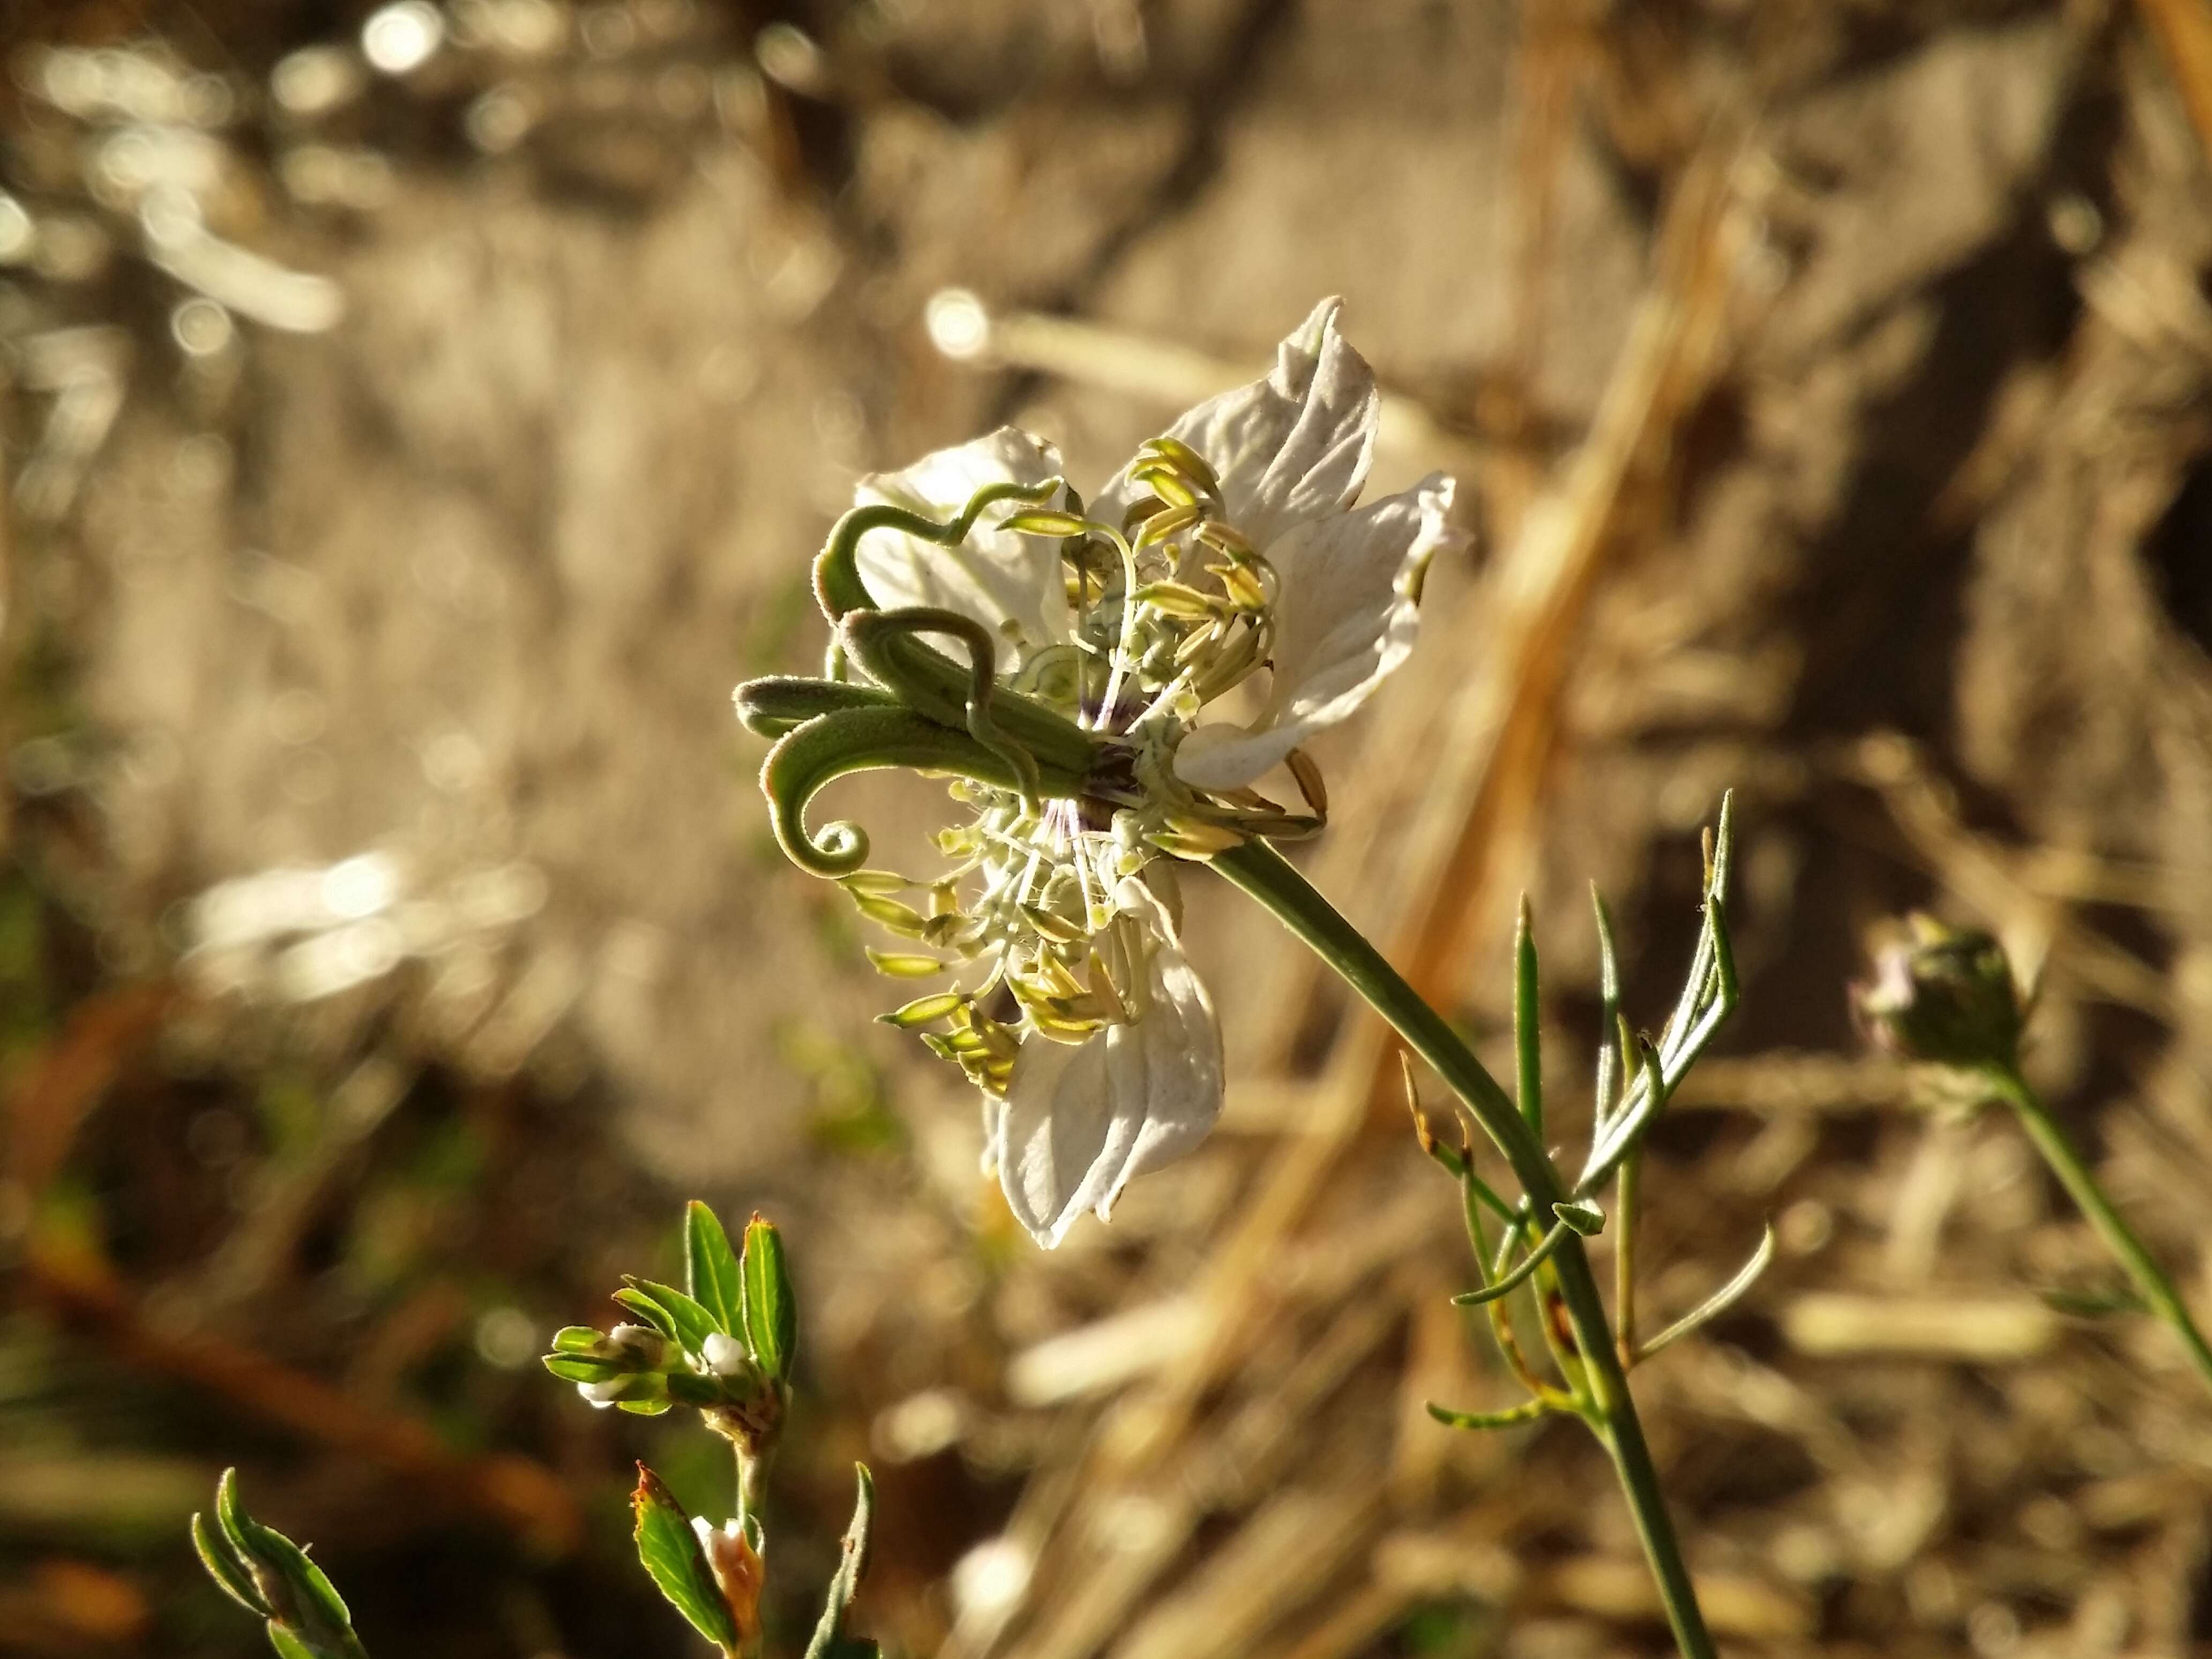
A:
[686,1201,746,1339]
[550,1326,606,1354]
[617,1397,674,1416]
[802,1464,877,1659]
[741,1215,797,1384]
[632,1465,741,1656]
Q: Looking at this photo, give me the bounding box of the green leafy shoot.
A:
[193,1469,370,1659]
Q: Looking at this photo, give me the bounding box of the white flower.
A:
[831,298,1462,1246]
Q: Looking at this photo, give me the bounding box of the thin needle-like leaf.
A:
[1514,895,1543,1140]
[1452,1215,1575,1307]
[1591,885,1622,1134]
[1425,1398,1550,1432]
[1636,1220,1777,1361]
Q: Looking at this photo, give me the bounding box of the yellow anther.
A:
[865,948,948,979]
[883,991,968,1027]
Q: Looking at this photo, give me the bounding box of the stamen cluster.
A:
[836,436,1322,1096]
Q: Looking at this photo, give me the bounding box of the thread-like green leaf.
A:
[686,1202,745,1339]
[1425,1398,1549,1432]
[740,1216,796,1383]
[631,1466,739,1655]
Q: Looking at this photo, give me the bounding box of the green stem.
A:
[1212,841,1716,1659]
[1984,1063,2212,1399]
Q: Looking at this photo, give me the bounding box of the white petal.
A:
[994,1034,1132,1248]
[1096,298,1379,548]
[993,881,1222,1247]
[1172,473,1464,792]
[1113,878,1224,1184]
[854,427,1071,657]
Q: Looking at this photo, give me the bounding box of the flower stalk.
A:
[1983,1063,2212,1397]
[1213,838,1721,1659]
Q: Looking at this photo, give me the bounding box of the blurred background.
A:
[5,1,2212,1655]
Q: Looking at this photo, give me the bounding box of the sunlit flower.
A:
[747,298,1463,1245]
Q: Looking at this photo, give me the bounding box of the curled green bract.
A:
[735,677,902,739]
[840,606,1044,808]
[811,480,1060,621]
[808,483,1096,778]
[763,705,1086,878]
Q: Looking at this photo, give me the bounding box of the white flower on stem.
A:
[826,298,1463,1245]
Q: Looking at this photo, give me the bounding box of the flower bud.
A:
[702,1331,751,1380]
[608,1322,670,1366]
[1852,915,2023,1071]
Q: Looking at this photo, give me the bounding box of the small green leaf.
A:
[550,1326,606,1354]
[740,1215,797,1383]
[802,1465,876,1659]
[611,1288,680,1341]
[542,1355,621,1385]
[666,1371,724,1407]
[686,1202,746,1339]
[632,1466,740,1655]
[621,1277,720,1358]
[245,1525,355,1640]
[191,1508,268,1617]
[2041,1283,2151,1319]
[214,1467,256,1560]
